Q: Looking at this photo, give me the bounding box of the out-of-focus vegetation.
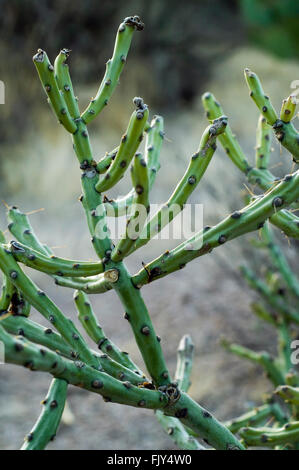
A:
[240,0,299,59]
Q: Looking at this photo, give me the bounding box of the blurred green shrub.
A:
[239,0,299,59]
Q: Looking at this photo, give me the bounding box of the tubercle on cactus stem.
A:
[21,378,68,450]
[244,68,299,163]
[129,116,228,255]
[81,16,144,125]
[95,98,149,193]
[104,116,164,217]
[8,240,104,278]
[132,170,299,289]
[0,245,100,368]
[73,290,144,376]
[32,50,76,134]
[111,152,150,262]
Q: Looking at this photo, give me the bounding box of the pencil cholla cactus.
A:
[0,15,299,450]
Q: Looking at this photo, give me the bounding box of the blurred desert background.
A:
[0,0,299,449]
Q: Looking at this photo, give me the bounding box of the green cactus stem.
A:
[202,92,299,234]
[270,210,299,240]
[32,50,76,133]
[0,245,99,368]
[0,324,167,408]
[130,116,228,254]
[54,49,80,119]
[251,302,277,325]
[96,146,119,174]
[111,261,171,386]
[261,222,299,298]
[244,68,299,163]
[280,95,297,124]
[256,115,272,170]
[104,116,164,217]
[275,386,299,406]
[1,313,143,384]
[155,411,205,450]
[74,290,144,376]
[240,265,299,324]
[240,421,299,448]
[225,404,275,434]
[7,206,53,256]
[175,335,194,391]
[81,16,144,125]
[111,152,150,261]
[221,339,285,387]
[132,170,299,289]
[21,378,68,450]
[8,240,104,278]
[95,97,149,193]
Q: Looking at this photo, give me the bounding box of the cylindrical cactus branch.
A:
[111,152,150,261]
[256,115,272,170]
[132,170,299,288]
[221,339,285,387]
[8,240,104,278]
[225,404,275,434]
[104,116,164,217]
[175,335,194,391]
[54,49,80,119]
[81,16,144,125]
[244,68,299,163]
[280,95,297,123]
[130,116,228,254]
[201,92,299,233]
[275,386,299,406]
[21,378,68,450]
[95,98,149,193]
[240,421,299,448]
[0,245,99,368]
[240,265,299,324]
[0,324,244,449]
[261,222,299,299]
[74,290,144,376]
[32,50,77,134]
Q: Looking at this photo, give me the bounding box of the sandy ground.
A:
[0,47,298,449]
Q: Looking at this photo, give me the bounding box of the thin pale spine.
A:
[21,378,68,450]
[32,49,76,133]
[81,16,144,125]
